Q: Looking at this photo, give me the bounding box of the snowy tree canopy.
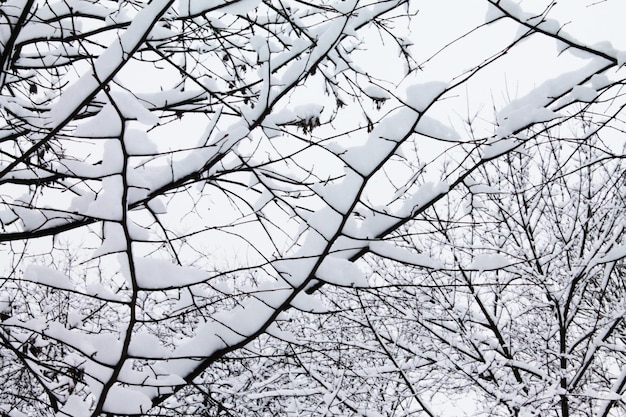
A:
[0,0,625,416]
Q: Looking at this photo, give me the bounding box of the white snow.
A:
[147,197,167,214]
[343,107,419,175]
[92,222,127,258]
[494,59,609,140]
[60,141,123,178]
[481,138,520,160]
[566,85,598,103]
[85,283,127,302]
[0,292,10,316]
[316,256,368,288]
[181,0,261,16]
[110,90,159,127]
[0,209,18,226]
[85,176,124,221]
[296,206,343,240]
[364,84,390,100]
[496,106,559,138]
[599,244,626,263]
[369,241,444,269]
[290,290,330,313]
[250,35,270,62]
[415,115,461,141]
[24,264,74,291]
[128,330,171,358]
[4,0,625,415]
[293,104,323,123]
[311,170,363,214]
[55,395,91,417]
[123,128,157,155]
[468,184,503,194]
[103,384,153,415]
[132,257,208,289]
[397,181,449,218]
[467,253,512,271]
[484,2,504,21]
[590,74,610,90]
[405,81,448,112]
[73,104,121,138]
[12,204,47,231]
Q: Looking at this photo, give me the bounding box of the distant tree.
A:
[358,135,626,417]
[0,0,625,416]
